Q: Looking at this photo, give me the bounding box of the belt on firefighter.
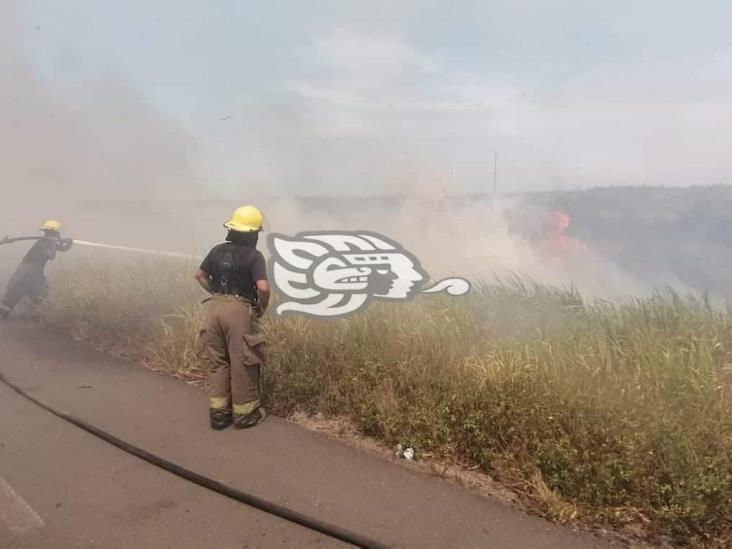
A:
[202,293,255,307]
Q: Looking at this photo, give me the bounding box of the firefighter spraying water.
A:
[0,222,204,322]
[0,220,74,319]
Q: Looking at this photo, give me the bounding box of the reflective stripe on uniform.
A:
[210,396,230,409]
[233,400,260,416]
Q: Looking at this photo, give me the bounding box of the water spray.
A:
[74,240,200,260]
[2,234,200,266]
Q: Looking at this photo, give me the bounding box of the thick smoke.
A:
[0,5,707,300]
[0,4,207,252]
[257,195,684,298]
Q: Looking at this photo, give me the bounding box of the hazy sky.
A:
[13,1,732,195]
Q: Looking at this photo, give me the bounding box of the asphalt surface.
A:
[0,319,615,549]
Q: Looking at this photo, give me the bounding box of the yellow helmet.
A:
[223,206,263,233]
[40,220,62,232]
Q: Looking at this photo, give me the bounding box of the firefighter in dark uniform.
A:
[0,220,73,319]
[195,206,270,430]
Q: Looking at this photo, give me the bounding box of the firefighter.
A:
[195,206,270,430]
[0,220,72,319]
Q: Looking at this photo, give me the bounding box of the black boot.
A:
[210,409,233,430]
[233,407,267,430]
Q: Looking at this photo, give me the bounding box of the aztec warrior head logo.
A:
[267,231,470,318]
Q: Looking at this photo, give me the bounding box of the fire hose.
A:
[1,235,74,251]
[0,236,43,245]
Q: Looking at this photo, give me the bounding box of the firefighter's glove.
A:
[57,238,74,252]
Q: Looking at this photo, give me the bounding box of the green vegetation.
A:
[44,253,732,545]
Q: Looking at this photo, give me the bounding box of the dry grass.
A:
[43,252,732,546]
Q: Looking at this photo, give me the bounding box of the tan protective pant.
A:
[203,295,266,417]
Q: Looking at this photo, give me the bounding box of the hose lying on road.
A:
[0,371,388,549]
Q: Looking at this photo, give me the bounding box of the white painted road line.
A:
[0,478,44,534]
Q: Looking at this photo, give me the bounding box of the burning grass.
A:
[43,253,732,545]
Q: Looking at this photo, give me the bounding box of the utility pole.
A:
[493,151,498,195]
[486,150,498,196]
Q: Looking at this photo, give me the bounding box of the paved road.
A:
[0,319,615,548]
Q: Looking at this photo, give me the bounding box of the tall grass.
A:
[44,254,732,545]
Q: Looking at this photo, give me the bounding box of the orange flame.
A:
[537,209,584,259]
